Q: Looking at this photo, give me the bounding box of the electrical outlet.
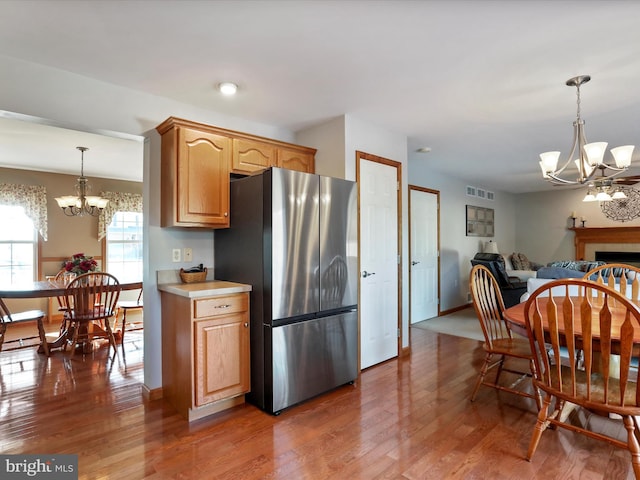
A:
[184,248,193,262]
[172,248,181,262]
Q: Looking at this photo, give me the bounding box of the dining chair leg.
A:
[104,318,120,363]
[526,395,552,461]
[471,352,492,401]
[0,323,6,352]
[494,354,506,385]
[68,323,80,354]
[120,309,127,346]
[623,415,640,479]
[529,359,542,410]
[36,315,50,357]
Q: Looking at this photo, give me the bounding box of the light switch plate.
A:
[184,248,193,262]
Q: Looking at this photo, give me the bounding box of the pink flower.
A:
[62,254,98,275]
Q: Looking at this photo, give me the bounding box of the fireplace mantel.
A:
[569,227,640,260]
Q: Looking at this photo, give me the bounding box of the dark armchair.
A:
[470,253,527,308]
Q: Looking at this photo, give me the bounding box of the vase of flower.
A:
[62,253,98,282]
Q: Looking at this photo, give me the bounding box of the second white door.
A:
[410,187,439,324]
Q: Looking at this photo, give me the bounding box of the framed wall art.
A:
[466,205,494,237]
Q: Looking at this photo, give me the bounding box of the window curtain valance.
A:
[0,183,48,240]
[98,192,143,241]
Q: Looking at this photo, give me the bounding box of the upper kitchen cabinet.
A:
[157,117,317,227]
[277,145,315,173]
[231,137,316,175]
[157,117,231,228]
[232,138,276,175]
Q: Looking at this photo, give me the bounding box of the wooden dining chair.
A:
[469,264,541,408]
[63,272,121,356]
[116,288,143,345]
[583,262,640,303]
[0,297,49,356]
[524,278,640,478]
[53,268,73,334]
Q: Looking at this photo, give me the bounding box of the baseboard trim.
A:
[439,303,473,317]
[142,384,163,401]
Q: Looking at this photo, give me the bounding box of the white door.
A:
[359,157,399,369]
[410,187,439,324]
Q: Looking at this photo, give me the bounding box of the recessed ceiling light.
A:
[218,82,238,96]
[416,147,432,153]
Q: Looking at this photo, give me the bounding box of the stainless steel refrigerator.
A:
[215,167,358,414]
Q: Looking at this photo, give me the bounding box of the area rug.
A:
[412,307,484,342]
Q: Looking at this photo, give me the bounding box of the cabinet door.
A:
[231,138,276,175]
[177,127,230,227]
[194,312,250,406]
[277,147,315,173]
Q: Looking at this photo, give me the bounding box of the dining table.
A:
[503,295,640,353]
[0,279,143,353]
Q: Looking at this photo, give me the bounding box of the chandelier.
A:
[582,179,627,202]
[539,75,635,188]
[55,147,109,217]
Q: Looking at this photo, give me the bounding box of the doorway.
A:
[409,186,439,324]
[357,151,401,370]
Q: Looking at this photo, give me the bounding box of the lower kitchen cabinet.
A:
[160,286,250,421]
[194,296,250,406]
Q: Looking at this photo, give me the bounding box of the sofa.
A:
[521,261,636,302]
[501,252,544,281]
[470,253,527,308]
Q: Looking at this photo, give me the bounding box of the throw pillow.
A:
[510,252,531,270]
[510,253,524,270]
[529,261,544,271]
[516,253,532,271]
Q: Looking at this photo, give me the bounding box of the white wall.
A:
[296,116,346,179]
[407,159,518,311]
[409,161,640,313]
[515,187,640,264]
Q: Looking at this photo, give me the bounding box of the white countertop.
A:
[157,280,252,298]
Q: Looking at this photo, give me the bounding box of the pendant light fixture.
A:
[538,75,635,186]
[55,146,109,217]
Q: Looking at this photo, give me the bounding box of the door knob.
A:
[362,271,376,278]
[411,261,420,266]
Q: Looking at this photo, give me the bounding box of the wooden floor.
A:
[0,325,635,479]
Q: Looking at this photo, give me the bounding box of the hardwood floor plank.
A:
[0,326,636,479]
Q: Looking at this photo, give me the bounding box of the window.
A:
[106,211,143,282]
[0,205,37,284]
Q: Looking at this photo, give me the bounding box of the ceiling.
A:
[0,112,144,182]
[1,0,640,192]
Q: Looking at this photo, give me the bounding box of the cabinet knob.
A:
[224,212,228,217]
[244,322,249,328]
